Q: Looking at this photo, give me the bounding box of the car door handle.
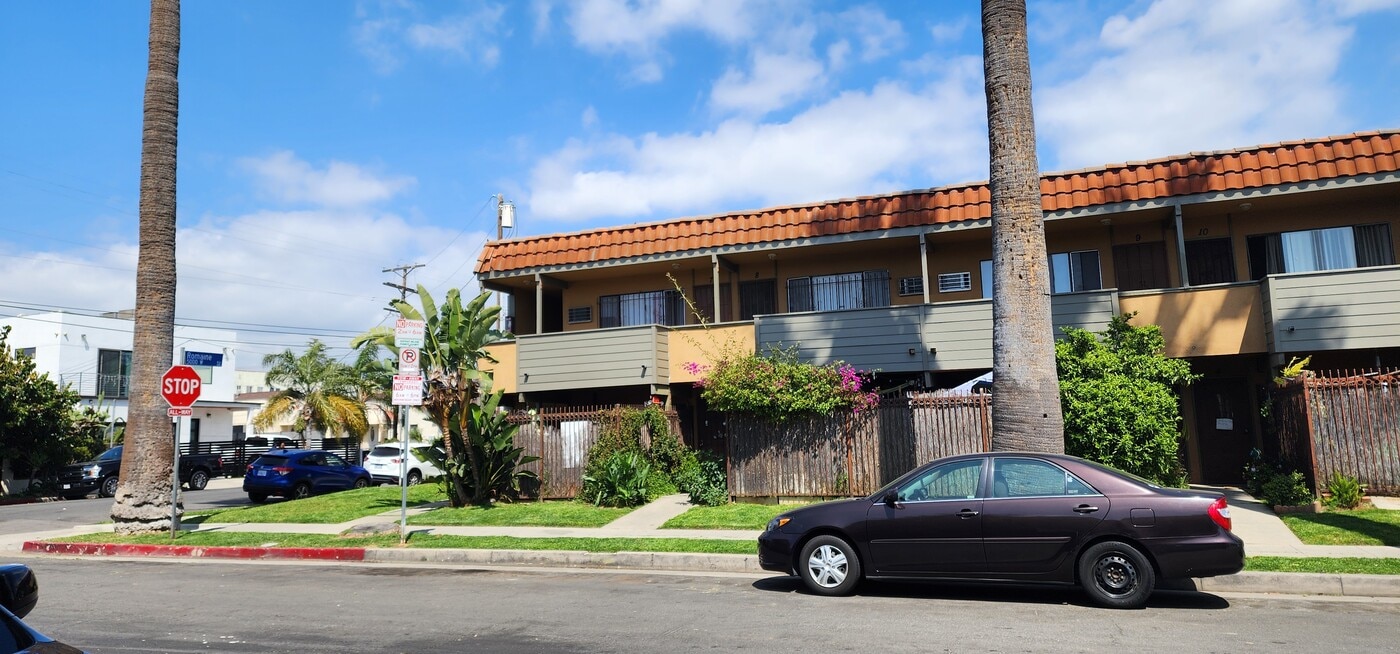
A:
[1073,505,1100,514]
[956,509,980,518]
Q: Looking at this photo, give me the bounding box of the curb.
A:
[364,548,762,573]
[1195,571,1400,598]
[22,541,366,561]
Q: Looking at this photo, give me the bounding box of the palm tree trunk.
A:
[982,0,1064,453]
[112,0,181,533]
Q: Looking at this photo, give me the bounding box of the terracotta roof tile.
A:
[476,130,1400,274]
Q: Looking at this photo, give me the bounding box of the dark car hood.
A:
[784,497,869,519]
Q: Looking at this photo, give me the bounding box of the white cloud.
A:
[1038,0,1354,168]
[835,5,905,62]
[581,106,599,129]
[354,1,507,73]
[709,50,827,116]
[1334,0,1400,16]
[560,0,755,82]
[929,16,972,44]
[527,58,989,222]
[240,151,416,208]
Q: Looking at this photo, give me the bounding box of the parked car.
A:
[242,449,371,503]
[758,452,1244,609]
[364,442,446,486]
[1,564,84,653]
[55,445,224,499]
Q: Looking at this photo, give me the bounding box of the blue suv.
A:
[242,449,371,503]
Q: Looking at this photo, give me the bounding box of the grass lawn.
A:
[48,531,756,554]
[409,501,633,527]
[187,484,448,524]
[662,502,809,530]
[1246,556,1400,575]
[1279,508,1400,546]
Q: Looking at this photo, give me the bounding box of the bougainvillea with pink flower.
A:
[687,345,879,422]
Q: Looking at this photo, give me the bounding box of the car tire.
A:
[291,483,312,500]
[248,492,268,503]
[353,478,370,489]
[798,535,862,596]
[406,470,422,486]
[1079,540,1156,609]
[99,476,119,498]
[187,470,209,491]
[61,493,88,501]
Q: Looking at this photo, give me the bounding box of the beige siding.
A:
[755,306,927,372]
[1264,265,1400,354]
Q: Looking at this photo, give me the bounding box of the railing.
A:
[58,372,130,398]
[180,437,364,476]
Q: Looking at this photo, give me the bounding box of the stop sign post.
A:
[162,364,202,539]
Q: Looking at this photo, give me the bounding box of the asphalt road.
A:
[0,484,250,537]
[9,557,1400,653]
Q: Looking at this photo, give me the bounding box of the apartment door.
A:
[1194,378,1253,483]
[1111,242,1170,291]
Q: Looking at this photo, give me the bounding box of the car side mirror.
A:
[883,491,900,507]
[0,564,39,619]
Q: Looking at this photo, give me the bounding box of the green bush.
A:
[1324,472,1363,509]
[687,346,878,423]
[645,468,678,501]
[1261,470,1313,507]
[1057,314,1198,488]
[583,450,651,507]
[1241,448,1283,497]
[684,450,728,507]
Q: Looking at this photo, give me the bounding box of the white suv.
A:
[365,442,446,486]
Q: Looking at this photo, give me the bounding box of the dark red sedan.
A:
[758,452,1244,608]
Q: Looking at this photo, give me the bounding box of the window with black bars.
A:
[693,284,732,323]
[786,270,891,312]
[739,280,776,319]
[599,290,687,327]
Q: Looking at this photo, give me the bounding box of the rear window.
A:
[251,456,289,467]
[369,446,402,457]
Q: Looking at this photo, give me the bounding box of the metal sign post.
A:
[392,320,426,545]
[171,415,180,540]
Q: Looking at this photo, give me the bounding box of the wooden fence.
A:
[726,395,991,498]
[1273,370,1400,495]
[508,405,681,499]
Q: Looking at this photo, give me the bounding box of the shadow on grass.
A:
[1287,511,1400,546]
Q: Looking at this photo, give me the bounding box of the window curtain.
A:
[1354,223,1395,267]
[599,295,620,328]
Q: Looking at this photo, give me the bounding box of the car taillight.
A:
[272,466,293,476]
[391,457,402,464]
[1208,496,1232,531]
[246,463,254,472]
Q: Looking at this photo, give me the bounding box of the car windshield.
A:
[97,446,123,461]
[251,455,289,467]
[1076,457,1161,489]
[369,446,402,457]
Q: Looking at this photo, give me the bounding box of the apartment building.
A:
[474,130,1400,484]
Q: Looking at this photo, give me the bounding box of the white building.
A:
[0,310,259,451]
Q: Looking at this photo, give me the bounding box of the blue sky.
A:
[2,0,1398,367]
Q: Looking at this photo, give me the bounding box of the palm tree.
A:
[350,341,397,444]
[253,340,368,448]
[353,287,505,506]
[982,0,1065,453]
[112,0,181,534]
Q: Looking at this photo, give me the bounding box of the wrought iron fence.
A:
[58,372,130,398]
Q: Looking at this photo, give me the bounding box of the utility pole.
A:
[382,263,424,312]
[495,195,515,332]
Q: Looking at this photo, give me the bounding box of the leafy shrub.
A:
[1260,470,1313,507]
[438,390,539,505]
[1057,314,1199,487]
[645,468,679,501]
[686,346,879,423]
[1241,448,1283,497]
[583,450,651,507]
[1324,472,1363,509]
[683,450,728,506]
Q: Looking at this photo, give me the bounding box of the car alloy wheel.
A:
[99,476,119,498]
[798,535,862,596]
[187,470,209,491]
[291,483,312,500]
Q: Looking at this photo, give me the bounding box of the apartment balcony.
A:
[509,325,671,394]
[57,372,130,399]
[1118,283,1268,358]
[1261,264,1400,362]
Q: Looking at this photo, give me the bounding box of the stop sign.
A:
[161,365,203,408]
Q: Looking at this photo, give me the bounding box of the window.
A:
[739,280,776,319]
[599,290,686,328]
[97,349,132,399]
[1185,238,1237,285]
[899,276,925,296]
[567,306,592,324]
[1247,224,1394,279]
[895,459,983,502]
[1111,242,1170,291]
[191,365,213,383]
[786,270,891,312]
[981,259,993,299]
[1050,250,1102,293]
[937,272,970,293]
[694,283,733,322]
[17,347,35,359]
[992,458,1098,498]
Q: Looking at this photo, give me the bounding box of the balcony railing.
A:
[58,373,130,399]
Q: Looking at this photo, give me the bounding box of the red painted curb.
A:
[22,541,366,561]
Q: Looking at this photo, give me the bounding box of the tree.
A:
[350,342,397,441]
[112,0,181,534]
[982,0,1064,453]
[253,340,368,448]
[1057,314,1199,486]
[353,287,509,506]
[0,327,81,491]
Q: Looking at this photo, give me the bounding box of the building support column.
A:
[918,233,931,304]
[534,273,544,334]
[710,255,722,321]
[1174,204,1191,287]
